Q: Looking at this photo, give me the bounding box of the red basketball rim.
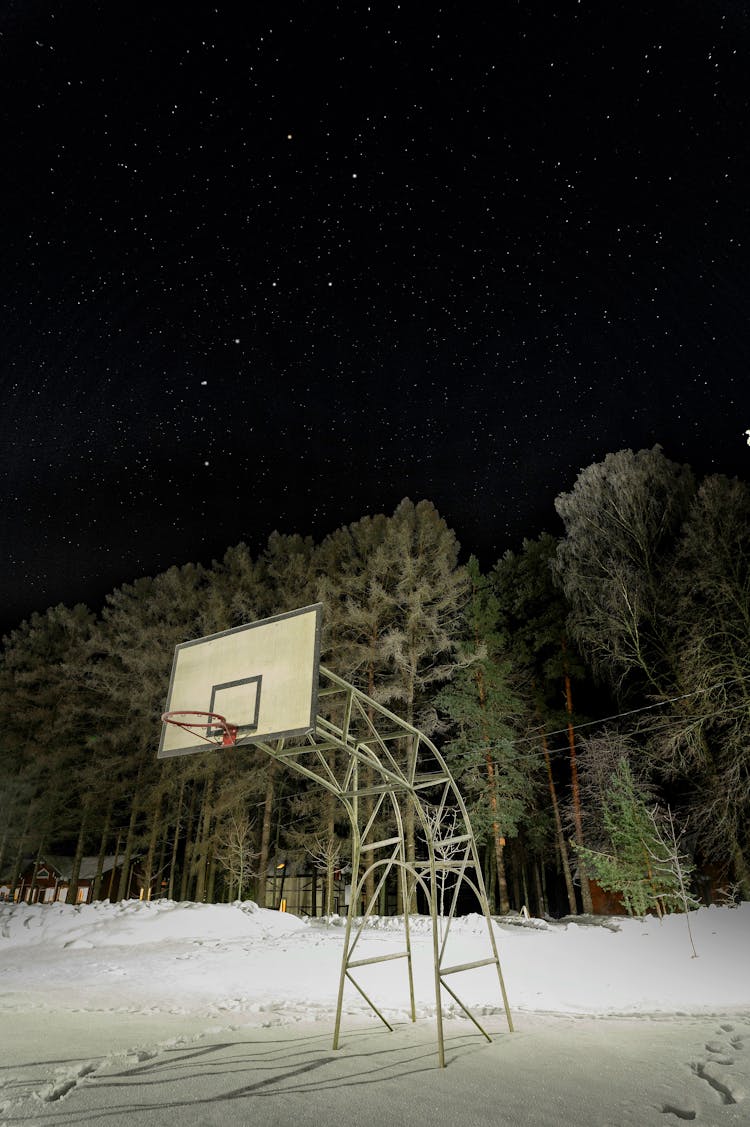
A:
[161,710,238,746]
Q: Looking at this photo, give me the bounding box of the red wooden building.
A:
[0,855,140,904]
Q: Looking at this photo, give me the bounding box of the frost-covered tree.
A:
[373,500,468,724]
[202,542,268,631]
[554,446,695,696]
[314,512,395,687]
[658,474,750,896]
[373,500,470,905]
[311,513,401,909]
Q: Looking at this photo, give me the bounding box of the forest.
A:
[2,446,749,917]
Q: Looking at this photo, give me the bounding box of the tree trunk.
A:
[107,832,122,900]
[65,807,88,904]
[698,728,750,900]
[475,667,511,913]
[117,768,142,901]
[510,845,521,909]
[325,784,336,915]
[257,759,276,908]
[168,776,185,900]
[156,836,167,899]
[521,860,531,913]
[325,855,334,915]
[485,753,510,913]
[206,848,217,902]
[91,797,113,902]
[0,825,8,880]
[29,839,46,904]
[179,782,198,901]
[533,860,545,917]
[541,731,578,914]
[562,641,593,913]
[143,795,163,901]
[9,806,33,901]
[193,776,214,903]
[729,834,750,900]
[485,838,497,913]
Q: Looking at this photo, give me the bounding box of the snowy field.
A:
[1,899,748,1126]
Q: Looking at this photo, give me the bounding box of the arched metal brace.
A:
[252,665,514,1068]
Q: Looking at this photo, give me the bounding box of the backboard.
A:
[158,603,322,759]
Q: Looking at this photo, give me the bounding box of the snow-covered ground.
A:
[1,899,748,1125]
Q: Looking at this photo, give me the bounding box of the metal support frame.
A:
[252,666,514,1068]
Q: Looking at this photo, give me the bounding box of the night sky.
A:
[2,2,750,636]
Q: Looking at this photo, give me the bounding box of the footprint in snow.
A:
[662,1023,749,1119]
[704,1039,734,1064]
[43,1063,98,1103]
[127,1050,157,1062]
[661,1106,695,1122]
[690,1059,745,1106]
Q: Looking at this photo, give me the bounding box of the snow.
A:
[1,899,749,1125]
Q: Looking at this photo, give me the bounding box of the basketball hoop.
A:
[161,710,238,747]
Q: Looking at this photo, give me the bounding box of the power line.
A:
[444,677,750,773]
[530,697,750,762]
[504,675,750,750]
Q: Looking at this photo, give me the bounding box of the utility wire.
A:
[502,674,750,750]
[447,694,750,778]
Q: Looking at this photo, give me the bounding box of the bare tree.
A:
[307,834,343,916]
[215,809,258,901]
[554,445,694,694]
[420,806,465,932]
[645,805,699,957]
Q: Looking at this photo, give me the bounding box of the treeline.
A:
[1,447,749,914]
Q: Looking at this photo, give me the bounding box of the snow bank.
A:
[0,896,306,949]
[499,904,750,1015]
[1,899,748,1023]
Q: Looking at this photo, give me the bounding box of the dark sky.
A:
[2,2,750,636]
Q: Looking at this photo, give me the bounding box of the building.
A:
[0,855,139,904]
[264,857,350,916]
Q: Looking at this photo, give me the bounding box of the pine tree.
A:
[436,557,531,913]
[574,759,696,917]
[0,603,100,899]
[493,535,591,913]
[87,564,211,900]
[202,542,268,632]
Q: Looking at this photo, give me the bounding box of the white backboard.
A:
[158,604,322,758]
